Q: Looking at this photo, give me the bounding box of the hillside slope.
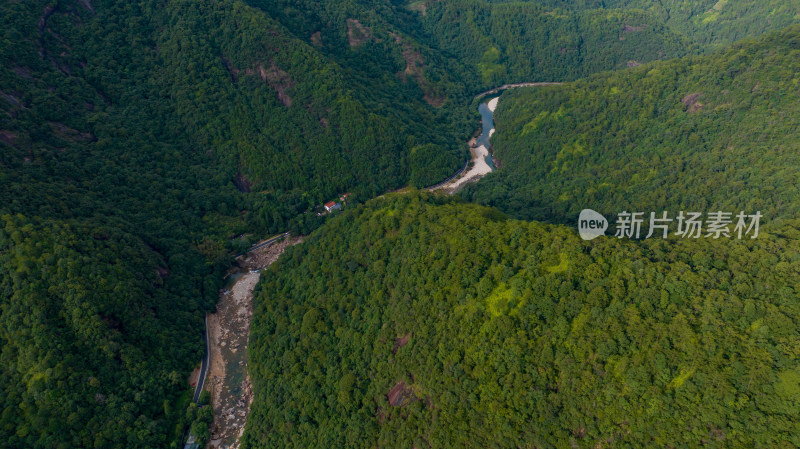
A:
[0,0,472,446]
[550,0,800,49]
[3,0,800,447]
[244,194,800,448]
[419,0,694,86]
[466,25,800,226]
[410,0,800,86]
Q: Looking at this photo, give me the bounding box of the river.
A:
[199,98,501,447]
[433,96,499,192]
[195,83,555,448]
[203,236,302,449]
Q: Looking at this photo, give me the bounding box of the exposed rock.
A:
[311,31,322,47]
[0,131,17,146]
[387,381,417,407]
[38,6,56,34]
[233,173,251,193]
[408,2,427,15]
[392,33,445,107]
[222,56,239,82]
[401,46,424,79]
[48,122,95,142]
[346,18,371,47]
[0,92,20,107]
[376,405,386,426]
[38,5,58,59]
[224,58,295,105]
[157,266,170,278]
[627,60,641,68]
[392,332,410,354]
[681,92,703,113]
[12,66,32,79]
[389,31,403,45]
[78,0,94,13]
[258,62,295,107]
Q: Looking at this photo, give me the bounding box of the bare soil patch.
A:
[48,122,94,142]
[387,381,418,407]
[310,31,322,47]
[258,62,295,107]
[188,365,201,388]
[346,19,371,47]
[623,24,644,32]
[393,333,410,354]
[682,92,703,113]
[0,131,17,146]
[392,33,445,107]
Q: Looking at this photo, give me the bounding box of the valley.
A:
[204,236,303,449]
[204,93,502,447]
[4,1,800,448]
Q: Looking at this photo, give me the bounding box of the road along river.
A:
[197,97,501,447]
[196,82,560,448]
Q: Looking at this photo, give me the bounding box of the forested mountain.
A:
[244,193,800,448]
[0,0,475,446]
[410,0,800,86]
[3,0,800,447]
[537,0,800,48]
[466,24,800,227]
[418,0,694,85]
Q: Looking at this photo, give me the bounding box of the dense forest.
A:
[244,193,800,448]
[465,24,800,227]
[413,0,800,86]
[3,0,800,447]
[419,0,694,85]
[535,0,800,48]
[0,0,475,446]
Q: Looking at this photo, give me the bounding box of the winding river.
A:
[477,99,497,169]
[193,83,558,448]
[432,96,499,192]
